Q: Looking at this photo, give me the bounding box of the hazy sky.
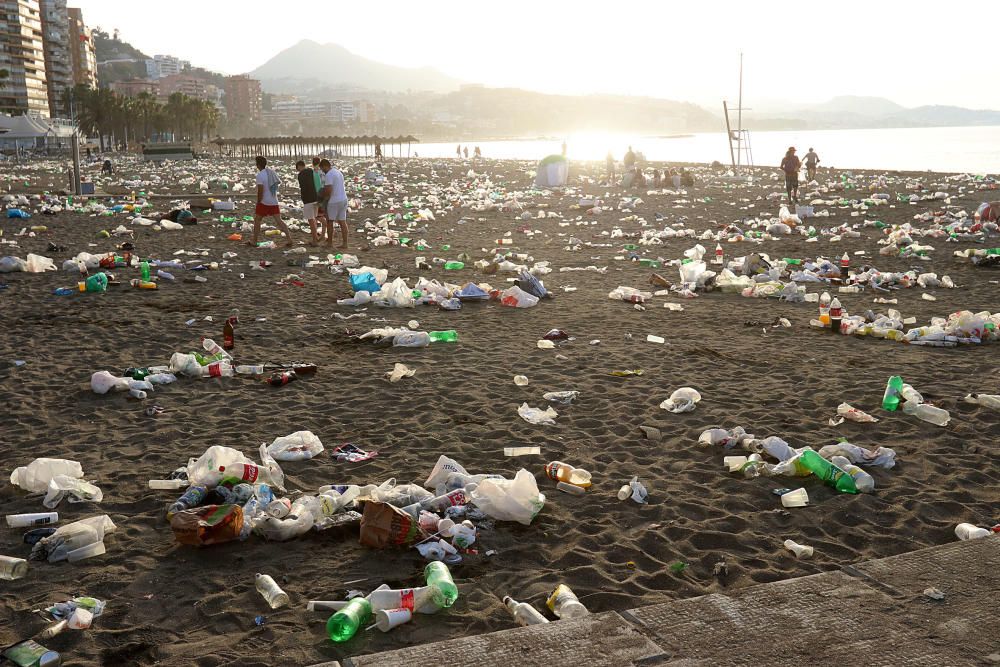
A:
[76,0,1000,109]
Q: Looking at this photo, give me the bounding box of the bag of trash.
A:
[424,455,470,490]
[359,501,427,548]
[266,431,324,461]
[31,515,116,563]
[516,270,549,299]
[11,458,84,493]
[43,475,103,509]
[678,261,707,286]
[253,497,317,541]
[0,256,28,273]
[375,277,416,308]
[337,291,371,306]
[25,254,56,273]
[171,504,245,546]
[470,469,545,525]
[455,282,490,301]
[350,266,388,283]
[350,271,381,294]
[500,285,539,308]
[371,482,434,508]
[186,446,251,487]
[659,387,702,413]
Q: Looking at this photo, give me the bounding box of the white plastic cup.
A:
[723,456,748,472]
[780,488,809,508]
[6,512,58,528]
[66,541,105,563]
[0,555,28,580]
[375,607,412,632]
[783,539,814,558]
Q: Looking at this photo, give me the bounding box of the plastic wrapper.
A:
[470,469,545,525]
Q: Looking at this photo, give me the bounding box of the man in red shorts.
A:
[252,155,293,247]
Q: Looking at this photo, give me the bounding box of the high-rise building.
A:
[66,7,96,88]
[158,73,208,101]
[224,74,261,121]
[145,54,188,80]
[39,0,72,117]
[0,0,51,117]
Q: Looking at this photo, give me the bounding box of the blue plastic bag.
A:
[6,209,30,219]
[349,272,380,294]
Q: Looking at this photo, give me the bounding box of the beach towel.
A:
[265,167,281,200]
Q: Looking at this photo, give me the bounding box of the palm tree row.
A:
[66,85,220,151]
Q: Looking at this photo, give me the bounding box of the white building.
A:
[144,54,190,79]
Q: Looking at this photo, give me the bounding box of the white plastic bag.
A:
[500,286,539,308]
[470,469,545,525]
[266,431,324,462]
[11,458,84,493]
[518,402,558,425]
[659,387,702,413]
[43,475,103,509]
[32,515,116,563]
[25,253,56,273]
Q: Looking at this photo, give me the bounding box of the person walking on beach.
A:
[319,158,349,249]
[463,146,469,158]
[780,147,802,204]
[456,144,462,158]
[624,146,636,171]
[804,147,820,182]
[561,140,567,156]
[296,160,321,245]
[474,146,481,158]
[253,156,293,247]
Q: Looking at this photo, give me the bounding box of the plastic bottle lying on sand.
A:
[326,597,371,642]
[256,573,289,609]
[544,461,592,488]
[964,393,1000,410]
[955,523,991,540]
[424,561,459,608]
[902,401,950,426]
[828,456,874,493]
[547,584,589,619]
[503,595,549,626]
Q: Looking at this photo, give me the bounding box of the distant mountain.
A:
[803,95,906,117]
[251,40,461,94]
[886,105,1000,127]
[743,95,1000,130]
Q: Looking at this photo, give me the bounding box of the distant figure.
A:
[296,160,321,245]
[780,146,802,204]
[374,142,382,160]
[319,158,349,250]
[680,168,694,188]
[67,166,75,190]
[463,146,468,158]
[456,144,462,158]
[561,140,567,156]
[253,155,292,247]
[311,156,327,225]
[804,147,820,181]
[474,146,481,158]
[85,147,91,159]
[671,169,681,190]
[631,167,645,189]
[652,169,661,187]
[101,159,113,175]
[623,146,636,171]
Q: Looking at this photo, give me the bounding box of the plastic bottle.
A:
[840,252,850,275]
[255,573,290,609]
[235,364,264,375]
[6,512,58,528]
[828,455,874,493]
[0,555,28,580]
[148,479,187,490]
[393,332,431,347]
[203,360,234,378]
[266,370,297,386]
[902,401,950,426]
[202,338,232,360]
[223,317,236,350]
[444,261,465,270]
[544,461,592,488]
[828,297,843,333]
[424,561,459,608]
[882,376,904,411]
[546,584,589,619]
[326,597,372,642]
[166,485,208,519]
[130,278,157,289]
[798,450,858,494]
[218,462,278,486]
[900,384,923,404]
[140,260,150,281]
[156,269,175,281]
[367,586,438,613]
[78,272,108,293]
[712,243,724,265]
[503,595,549,626]
[965,393,1000,410]
[818,291,831,326]
[955,523,991,540]
[428,330,458,343]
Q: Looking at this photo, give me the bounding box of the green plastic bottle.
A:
[424,561,458,608]
[140,260,150,282]
[428,330,458,343]
[798,450,858,494]
[882,376,904,411]
[326,598,371,642]
[444,261,464,270]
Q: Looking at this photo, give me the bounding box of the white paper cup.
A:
[723,456,748,472]
[780,488,809,508]
[375,607,412,632]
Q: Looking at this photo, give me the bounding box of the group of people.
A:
[252,155,349,249]
[455,145,482,159]
[780,146,821,204]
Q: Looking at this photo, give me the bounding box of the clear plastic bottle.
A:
[818,291,831,326]
[255,573,290,609]
[503,595,549,626]
[901,401,950,426]
[964,393,1000,410]
[546,584,589,619]
[544,461,592,488]
[235,364,264,375]
[367,586,438,614]
[829,455,874,493]
[0,555,28,580]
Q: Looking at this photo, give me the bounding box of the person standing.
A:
[456,144,462,158]
[474,146,482,158]
[780,147,802,204]
[463,146,469,158]
[804,147,820,182]
[296,160,321,244]
[624,146,636,171]
[253,156,292,247]
[319,158,349,249]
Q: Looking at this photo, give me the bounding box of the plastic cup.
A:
[375,608,412,632]
[67,541,106,563]
[780,488,809,508]
[723,456,748,472]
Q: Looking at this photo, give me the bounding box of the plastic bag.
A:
[659,387,702,413]
[518,402,558,425]
[171,504,245,546]
[500,285,539,308]
[186,446,251,487]
[678,260,707,286]
[337,290,371,306]
[266,431,324,462]
[90,370,130,394]
[375,277,416,308]
[350,272,381,294]
[349,266,388,283]
[516,270,549,299]
[817,443,896,469]
[31,515,116,563]
[0,256,28,273]
[470,469,545,525]
[11,458,84,493]
[25,254,56,273]
[424,455,470,490]
[43,475,103,509]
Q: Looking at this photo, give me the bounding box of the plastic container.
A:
[780,488,809,508]
[783,539,814,558]
[546,584,589,619]
[148,479,187,490]
[955,523,991,541]
[0,555,28,580]
[256,573,290,609]
[6,512,58,528]
[66,541,105,563]
[374,608,412,632]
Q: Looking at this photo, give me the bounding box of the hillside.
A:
[93,29,148,83]
[251,40,461,94]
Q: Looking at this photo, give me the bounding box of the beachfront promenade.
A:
[313,537,999,666]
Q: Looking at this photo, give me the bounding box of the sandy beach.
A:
[1,156,998,666]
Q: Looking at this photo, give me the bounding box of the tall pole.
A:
[723,101,736,172]
[70,94,81,196]
[737,52,743,139]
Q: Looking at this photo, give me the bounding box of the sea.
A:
[415,126,1000,175]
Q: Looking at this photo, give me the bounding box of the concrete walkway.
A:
[312,537,999,667]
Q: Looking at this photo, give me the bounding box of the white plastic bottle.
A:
[964,393,1000,410]
[367,586,439,614]
[902,401,950,426]
[255,573,290,609]
[955,523,991,541]
[503,596,550,626]
[6,512,58,528]
[202,338,232,360]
